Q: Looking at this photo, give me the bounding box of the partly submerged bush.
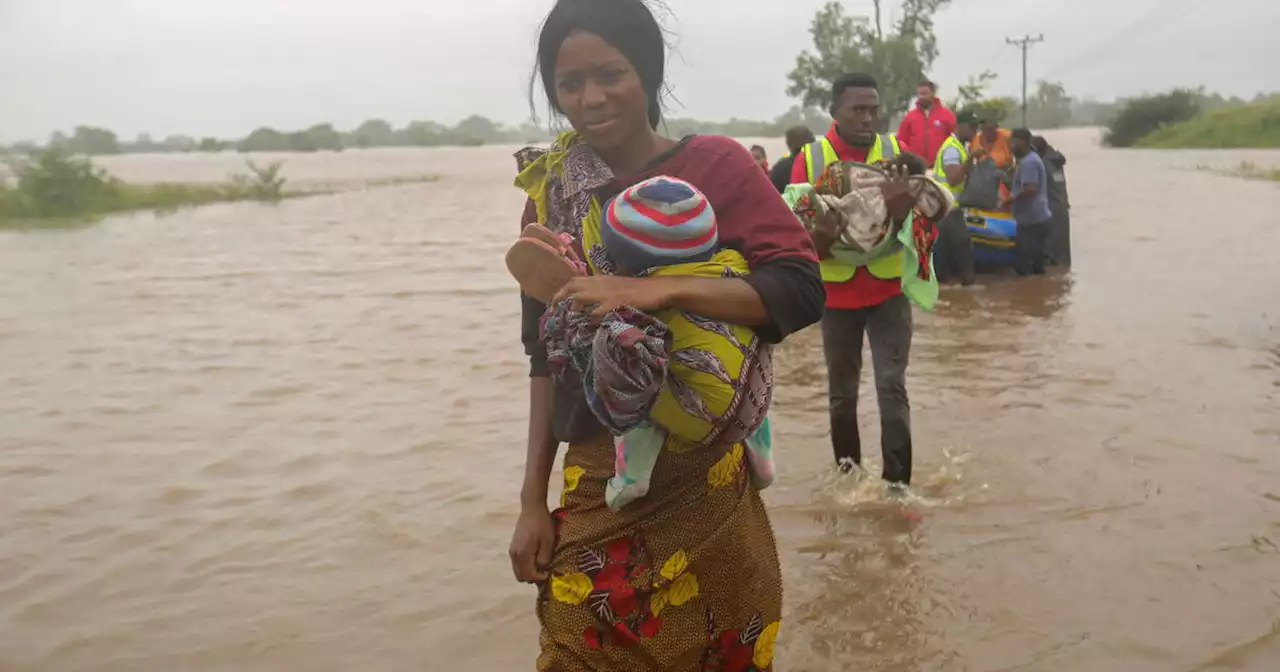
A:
[2,148,122,218]
[1102,89,1201,147]
[1,151,432,228]
[1,151,292,224]
[227,160,288,201]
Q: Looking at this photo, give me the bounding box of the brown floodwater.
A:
[1,129,1278,671]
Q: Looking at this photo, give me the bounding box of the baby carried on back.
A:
[506,176,773,511]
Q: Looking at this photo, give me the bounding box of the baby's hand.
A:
[815,208,845,239]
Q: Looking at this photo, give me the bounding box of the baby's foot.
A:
[506,232,580,303]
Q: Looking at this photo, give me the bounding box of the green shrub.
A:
[1138,100,1280,149]
[1102,89,1201,147]
[0,152,295,226]
[3,148,122,217]
[227,160,288,200]
[1,151,432,229]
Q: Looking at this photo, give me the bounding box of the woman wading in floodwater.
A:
[507,0,824,668]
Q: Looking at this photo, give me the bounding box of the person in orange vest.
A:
[969,115,1015,208]
[970,116,1014,169]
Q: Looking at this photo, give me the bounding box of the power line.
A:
[954,0,1069,107]
[1041,0,1201,80]
[971,0,1055,70]
[1006,34,1045,128]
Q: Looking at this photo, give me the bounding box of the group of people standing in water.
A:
[505,0,1069,669]
[757,80,1073,283]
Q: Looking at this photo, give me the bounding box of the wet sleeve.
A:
[699,138,824,342]
[517,198,551,378]
[741,258,825,344]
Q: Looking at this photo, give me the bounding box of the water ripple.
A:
[1,133,1278,671]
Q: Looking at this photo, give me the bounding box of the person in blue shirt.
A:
[1003,128,1053,276]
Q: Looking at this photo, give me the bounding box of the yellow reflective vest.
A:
[932,134,969,196]
[800,133,902,283]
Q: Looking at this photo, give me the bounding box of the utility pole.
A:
[1006,34,1044,128]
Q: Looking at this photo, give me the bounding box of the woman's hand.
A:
[509,504,557,584]
[553,275,674,317]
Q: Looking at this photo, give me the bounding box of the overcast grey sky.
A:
[0,0,1274,143]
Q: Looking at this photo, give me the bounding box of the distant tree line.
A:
[946,73,1117,130]
[2,116,561,157]
[665,106,833,139]
[2,108,842,158]
[3,84,1271,159]
[934,69,1275,148]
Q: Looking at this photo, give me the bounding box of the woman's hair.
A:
[533,0,669,129]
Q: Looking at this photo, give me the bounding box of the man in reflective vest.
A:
[932,110,983,285]
[788,72,914,486]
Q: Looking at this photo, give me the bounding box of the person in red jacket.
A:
[896,79,955,165]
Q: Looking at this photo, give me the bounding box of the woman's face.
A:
[553,31,650,152]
